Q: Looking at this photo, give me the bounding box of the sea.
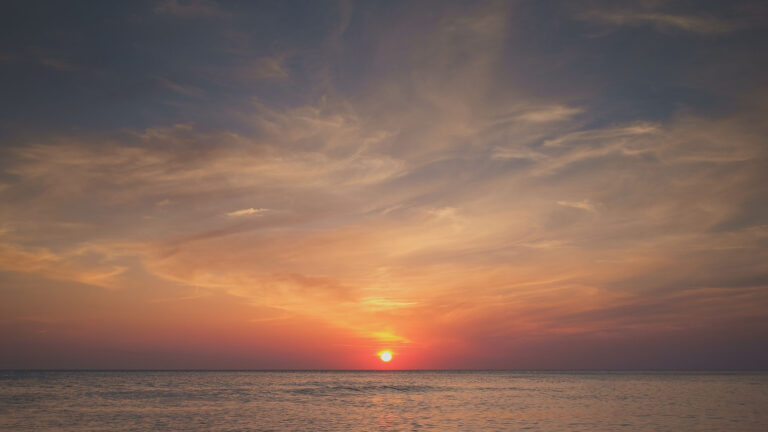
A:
[1,371,766,431]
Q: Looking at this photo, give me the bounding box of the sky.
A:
[0,0,767,370]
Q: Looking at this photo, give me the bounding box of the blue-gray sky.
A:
[1,0,767,369]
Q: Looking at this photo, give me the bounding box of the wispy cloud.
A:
[581,10,742,34]
[557,200,597,213]
[515,106,583,123]
[226,208,268,217]
[155,77,205,98]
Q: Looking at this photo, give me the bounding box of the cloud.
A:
[542,123,660,148]
[155,198,172,208]
[153,0,224,18]
[360,297,418,311]
[557,200,597,213]
[0,241,131,289]
[243,56,289,80]
[2,73,765,361]
[155,77,205,98]
[226,208,268,217]
[1,0,767,368]
[491,146,545,161]
[515,106,583,123]
[4,120,404,204]
[581,10,742,34]
[38,58,78,71]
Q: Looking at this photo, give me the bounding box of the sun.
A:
[379,351,393,362]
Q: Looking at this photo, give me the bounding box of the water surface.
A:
[1,371,766,431]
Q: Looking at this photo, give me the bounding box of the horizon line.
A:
[3,369,766,373]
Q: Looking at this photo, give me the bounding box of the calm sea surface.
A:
[1,371,766,431]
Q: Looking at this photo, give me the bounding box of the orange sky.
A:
[1,0,767,369]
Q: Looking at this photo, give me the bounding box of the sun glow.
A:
[379,351,393,362]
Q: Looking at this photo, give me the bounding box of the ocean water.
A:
[1,371,767,431]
